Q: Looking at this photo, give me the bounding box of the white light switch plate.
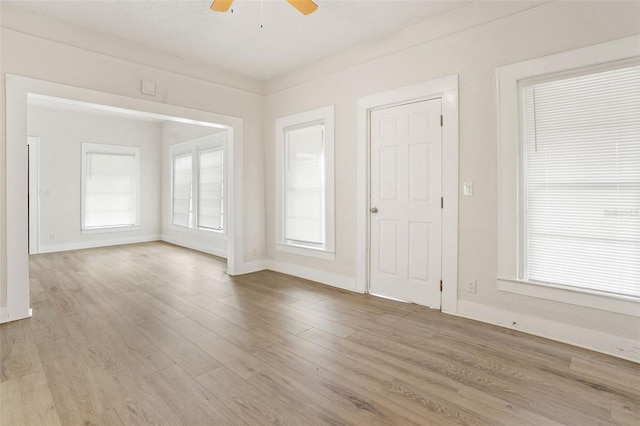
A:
[463,182,473,196]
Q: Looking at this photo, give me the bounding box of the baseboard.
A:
[230,259,268,275]
[0,307,33,324]
[38,234,161,254]
[160,235,227,258]
[455,300,640,363]
[267,260,360,293]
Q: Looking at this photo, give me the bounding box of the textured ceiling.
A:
[7,0,469,80]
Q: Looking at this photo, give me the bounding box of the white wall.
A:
[0,4,265,307]
[160,121,228,257]
[263,1,640,360]
[27,105,162,252]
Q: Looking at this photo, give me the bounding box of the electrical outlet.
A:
[49,233,56,241]
[466,279,477,294]
[251,248,257,258]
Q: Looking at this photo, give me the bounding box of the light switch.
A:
[463,182,473,196]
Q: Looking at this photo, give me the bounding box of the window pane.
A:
[198,147,224,230]
[85,152,137,228]
[284,124,324,245]
[523,65,640,298]
[172,153,193,228]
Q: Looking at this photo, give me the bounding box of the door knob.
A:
[371,207,378,214]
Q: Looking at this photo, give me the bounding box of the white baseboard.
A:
[230,259,268,275]
[455,300,640,363]
[267,260,360,293]
[38,234,161,254]
[161,234,227,258]
[0,307,33,324]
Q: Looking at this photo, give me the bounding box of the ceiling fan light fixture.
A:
[210,0,233,12]
[286,0,318,15]
[210,0,318,15]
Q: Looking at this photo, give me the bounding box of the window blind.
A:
[522,64,640,298]
[84,152,136,228]
[198,147,224,230]
[284,124,325,246]
[172,153,193,228]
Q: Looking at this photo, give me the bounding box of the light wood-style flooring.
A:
[1,242,639,425]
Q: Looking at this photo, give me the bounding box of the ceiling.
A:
[6,0,470,81]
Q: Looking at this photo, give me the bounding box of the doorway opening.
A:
[4,75,244,323]
[27,94,229,258]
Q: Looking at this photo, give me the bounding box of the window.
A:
[170,133,225,232]
[497,36,640,315]
[172,152,193,228]
[198,147,225,230]
[521,64,639,298]
[276,106,335,259]
[81,143,140,232]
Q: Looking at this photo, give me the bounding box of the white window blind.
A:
[84,152,137,228]
[522,64,640,298]
[284,124,325,246]
[172,153,193,228]
[198,147,224,230]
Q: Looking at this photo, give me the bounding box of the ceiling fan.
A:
[210,0,318,15]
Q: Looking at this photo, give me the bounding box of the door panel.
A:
[378,219,399,275]
[408,221,430,281]
[369,98,442,308]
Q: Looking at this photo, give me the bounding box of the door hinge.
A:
[441,197,444,209]
[440,115,443,127]
[440,280,443,292]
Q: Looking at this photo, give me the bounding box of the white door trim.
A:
[28,136,40,255]
[356,75,459,314]
[4,74,245,323]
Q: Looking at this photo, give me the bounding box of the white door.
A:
[369,98,442,308]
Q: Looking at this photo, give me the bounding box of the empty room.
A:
[1,1,639,425]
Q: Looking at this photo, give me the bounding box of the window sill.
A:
[82,225,140,235]
[168,224,227,238]
[276,243,335,260]
[497,277,639,317]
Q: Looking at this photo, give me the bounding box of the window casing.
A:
[276,106,335,259]
[81,143,140,233]
[170,133,226,233]
[497,36,640,316]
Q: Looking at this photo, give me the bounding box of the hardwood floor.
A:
[1,241,639,425]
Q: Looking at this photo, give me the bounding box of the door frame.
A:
[356,75,459,314]
[28,136,40,255]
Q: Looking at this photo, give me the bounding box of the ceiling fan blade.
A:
[286,0,318,15]
[210,0,233,12]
